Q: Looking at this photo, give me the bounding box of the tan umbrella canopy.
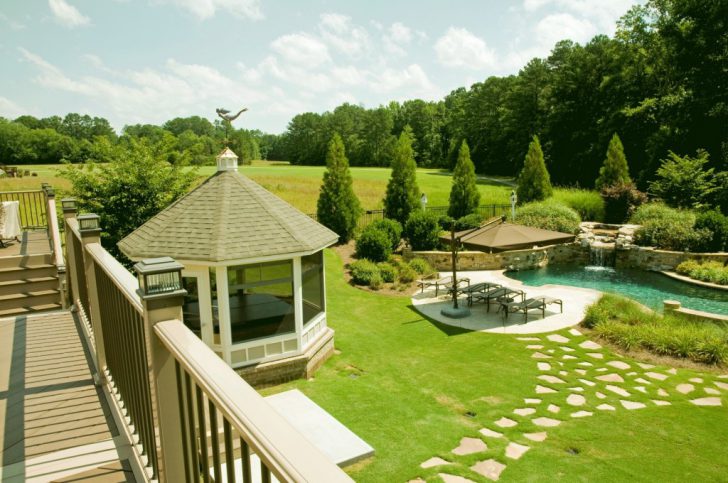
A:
[440,219,575,253]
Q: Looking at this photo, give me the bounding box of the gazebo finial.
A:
[216,147,238,172]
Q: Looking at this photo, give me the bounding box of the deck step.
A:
[0,264,57,283]
[0,289,61,311]
[0,276,59,296]
[0,252,53,269]
[0,303,63,318]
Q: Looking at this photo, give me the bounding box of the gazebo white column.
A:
[215,266,233,364]
[293,257,304,353]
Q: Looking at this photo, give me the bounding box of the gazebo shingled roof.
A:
[118,170,338,262]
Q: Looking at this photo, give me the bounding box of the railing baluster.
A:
[261,465,271,483]
[185,372,201,483]
[176,361,193,483]
[240,437,252,483]
[196,386,211,483]
[223,419,235,483]
[209,402,222,483]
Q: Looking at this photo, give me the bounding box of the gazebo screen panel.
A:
[301,251,324,325]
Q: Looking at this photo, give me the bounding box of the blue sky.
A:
[0,0,641,133]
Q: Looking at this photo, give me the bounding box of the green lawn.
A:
[262,250,728,482]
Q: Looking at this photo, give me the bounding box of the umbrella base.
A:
[441,306,471,319]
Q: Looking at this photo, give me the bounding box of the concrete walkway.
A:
[412,270,600,334]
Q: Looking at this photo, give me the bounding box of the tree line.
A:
[281,0,727,189]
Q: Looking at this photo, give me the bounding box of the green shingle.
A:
[118,170,338,262]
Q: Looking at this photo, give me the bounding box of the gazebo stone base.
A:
[235,328,335,388]
[440,306,471,319]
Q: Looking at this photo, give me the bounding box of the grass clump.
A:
[552,188,605,222]
[583,294,728,365]
[516,201,581,234]
[376,262,398,283]
[676,260,728,285]
[408,257,434,275]
[349,259,380,286]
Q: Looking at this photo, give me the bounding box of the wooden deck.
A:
[0,310,136,482]
[0,230,52,258]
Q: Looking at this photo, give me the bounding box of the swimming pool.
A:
[506,265,728,315]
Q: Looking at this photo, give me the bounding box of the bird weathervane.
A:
[216,107,248,145]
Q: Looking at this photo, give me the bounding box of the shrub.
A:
[408,257,434,275]
[377,262,398,283]
[600,183,647,224]
[630,204,709,251]
[595,133,632,190]
[448,140,480,219]
[456,213,483,230]
[368,272,383,290]
[369,219,403,251]
[349,259,380,285]
[356,226,392,262]
[648,150,717,210]
[676,260,728,285]
[516,201,581,234]
[517,135,553,203]
[404,211,442,250]
[694,210,728,252]
[397,264,418,283]
[629,203,693,225]
[552,188,605,222]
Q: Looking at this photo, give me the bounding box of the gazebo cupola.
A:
[119,149,338,383]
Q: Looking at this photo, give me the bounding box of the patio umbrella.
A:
[440,220,575,253]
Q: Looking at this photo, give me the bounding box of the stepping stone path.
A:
[652,400,671,406]
[666,368,678,375]
[596,373,625,383]
[524,432,547,442]
[637,363,655,369]
[689,378,703,384]
[579,340,602,350]
[548,404,561,414]
[658,388,669,397]
[568,387,584,392]
[715,382,728,390]
[563,355,577,360]
[524,398,541,405]
[421,456,452,469]
[471,459,506,481]
[645,372,668,381]
[536,385,557,394]
[596,392,607,399]
[571,411,593,418]
[547,334,570,343]
[514,408,536,416]
[517,337,540,341]
[569,328,582,336]
[606,385,631,397]
[527,345,544,350]
[452,437,488,455]
[579,378,596,387]
[537,362,551,371]
[620,400,646,410]
[532,352,551,359]
[439,473,476,483]
[479,428,503,439]
[533,417,561,427]
[588,353,604,359]
[676,384,695,394]
[597,404,615,411]
[575,369,587,376]
[634,378,651,385]
[607,361,631,370]
[505,442,530,460]
[567,394,586,406]
[538,375,566,384]
[561,346,575,352]
[704,388,720,395]
[495,417,517,428]
[690,397,722,407]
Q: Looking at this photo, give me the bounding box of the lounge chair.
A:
[444,277,471,297]
[503,297,553,322]
[464,282,502,306]
[542,297,563,313]
[473,286,525,311]
[417,275,463,296]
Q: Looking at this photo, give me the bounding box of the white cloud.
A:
[370,64,437,97]
[536,13,597,48]
[0,97,27,119]
[270,33,331,68]
[382,22,424,57]
[48,0,90,28]
[318,13,370,58]
[434,27,497,70]
[0,13,26,30]
[154,0,263,20]
[330,66,366,86]
[523,0,638,33]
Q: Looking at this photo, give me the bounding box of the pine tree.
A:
[316,133,362,242]
[448,140,480,219]
[516,135,552,203]
[595,133,631,190]
[384,126,420,225]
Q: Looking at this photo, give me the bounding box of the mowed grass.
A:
[261,250,728,482]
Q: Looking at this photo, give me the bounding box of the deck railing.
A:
[62,207,352,483]
[0,189,49,229]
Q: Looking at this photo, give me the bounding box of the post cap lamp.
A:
[134,257,185,298]
[77,213,101,232]
[61,198,77,213]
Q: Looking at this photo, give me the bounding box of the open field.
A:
[261,250,728,482]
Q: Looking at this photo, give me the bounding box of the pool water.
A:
[506,265,728,315]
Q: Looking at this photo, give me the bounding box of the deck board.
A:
[0,311,136,482]
[0,230,51,258]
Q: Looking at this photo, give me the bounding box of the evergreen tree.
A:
[316,133,362,242]
[516,135,552,203]
[595,133,631,190]
[448,140,480,219]
[384,126,420,225]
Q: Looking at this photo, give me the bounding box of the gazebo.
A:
[119,148,338,384]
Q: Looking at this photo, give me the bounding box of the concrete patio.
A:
[412,270,601,334]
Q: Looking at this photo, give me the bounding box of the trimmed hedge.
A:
[516,201,581,234]
[356,226,392,262]
[404,211,442,250]
[369,219,403,251]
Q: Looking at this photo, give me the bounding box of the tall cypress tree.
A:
[516,135,552,203]
[384,126,420,225]
[448,140,480,219]
[595,133,631,190]
[317,133,362,242]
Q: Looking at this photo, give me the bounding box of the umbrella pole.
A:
[451,224,459,310]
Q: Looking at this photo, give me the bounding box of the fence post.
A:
[62,199,80,310]
[135,257,188,483]
[78,214,108,385]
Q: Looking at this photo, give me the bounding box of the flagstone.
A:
[596,373,625,383]
[569,328,582,336]
[439,473,476,483]
[652,400,671,406]
[567,394,586,406]
[715,382,728,390]
[620,400,646,410]
[505,442,530,460]
[690,397,722,406]
[580,340,602,350]
[470,459,507,481]
[408,479,426,483]
[607,361,631,370]
[571,411,593,418]
[596,392,606,399]
[637,363,655,369]
[514,407,536,416]
[658,388,669,397]
[667,368,677,375]
[597,404,615,411]
[595,368,608,372]
[453,437,488,456]
[562,355,577,360]
[635,386,647,394]
[568,387,584,392]
[645,372,668,381]
[533,417,561,427]
[606,385,631,397]
[689,377,703,384]
[517,337,541,341]
[536,385,557,394]
[559,371,568,376]
[525,398,541,405]
[626,371,637,376]
[532,352,552,359]
[676,383,695,394]
[704,388,720,395]
[547,349,555,354]
[579,378,596,387]
[577,362,593,367]
[547,334,570,343]
[561,346,575,352]
[547,404,560,414]
[634,378,651,385]
[718,375,728,379]
[575,369,587,376]
[524,432,548,442]
[479,428,504,438]
[587,352,604,359]
[527,345,544,350]
[537,362,551,371]
[421,457,452,468]
[495,417,518,428]
[538,375,566,384]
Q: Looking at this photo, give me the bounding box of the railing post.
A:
[45,187,68,307]
[62,199,80,309]
[135,257,188,483]
[78,213,108,385]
